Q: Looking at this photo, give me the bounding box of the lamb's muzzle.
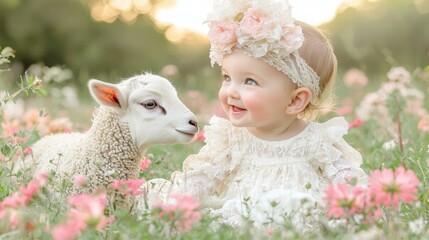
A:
[176,119,198,136]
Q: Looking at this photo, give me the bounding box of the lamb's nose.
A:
[189,119,198,128]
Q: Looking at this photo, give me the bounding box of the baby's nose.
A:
[227,83,240,98]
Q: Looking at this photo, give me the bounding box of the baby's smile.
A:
[231,105,247,115]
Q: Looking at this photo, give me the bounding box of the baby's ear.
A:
[287,87,312,114]
[88,79,128,111]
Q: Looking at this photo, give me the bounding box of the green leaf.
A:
[1,144,11,156]
[26,130,41,146]
[37,88,47,96]
[27,74,35,85]
[0,183,11,201]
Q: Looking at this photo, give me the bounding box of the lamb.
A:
[27,73,199,205]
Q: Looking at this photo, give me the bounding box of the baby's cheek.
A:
[218,88,229,109]
[243,95,267,112]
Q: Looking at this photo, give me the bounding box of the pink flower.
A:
[323,183,365,218]
[208,21,238,50]
[336,105,353,116]
[139,157,152,171]
[1,120,20,138]
[68,193,106,218]
[23,147,32,155]
[1,192,27,208]
[0,208,20,228]
[191,130,205,143]
[343,68,368,87]
[239,9,269,41]
[36,171,49,186]
[110,178,146,195]
[73,174,87,187]
[280,25,304,52]
[153,193,201,232]
[1,173,47,209]
[349,118,364,129]
[24,108,41,129]
[67,191,114,230]
[50,192,114,240]
[19,181,39,203]
[51,220,84,240]
[369,167,420,209]
[417,115,429,132]
[1,120,27,144]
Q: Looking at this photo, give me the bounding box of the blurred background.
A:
[0,0,428,125]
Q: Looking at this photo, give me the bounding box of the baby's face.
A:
[219,52,297,133]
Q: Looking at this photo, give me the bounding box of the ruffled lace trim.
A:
[203,116,231,151]
[316,117,362,163]
[234,121,320,162]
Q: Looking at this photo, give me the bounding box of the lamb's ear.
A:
[88,79,127,110]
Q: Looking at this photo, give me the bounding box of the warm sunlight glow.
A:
[153,0,359,36]
[154,0,211,34]
[290,0,358,25]
[90,0,152,23]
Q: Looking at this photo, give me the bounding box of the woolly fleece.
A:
[31,106,140,199]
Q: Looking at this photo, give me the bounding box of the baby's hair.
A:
[296,21,337,119]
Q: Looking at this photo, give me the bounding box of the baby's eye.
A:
[223,74,231,82]
[244,78,258,86]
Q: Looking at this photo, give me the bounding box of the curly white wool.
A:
[32,107,140,196]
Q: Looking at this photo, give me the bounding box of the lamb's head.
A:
[88,73,198,151]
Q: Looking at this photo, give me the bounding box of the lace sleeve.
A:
[314,117,368,186]
[172,116,233,202]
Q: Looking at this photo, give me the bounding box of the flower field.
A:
[0,46,428,239]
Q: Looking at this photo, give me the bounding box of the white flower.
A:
[206,0,251,22]
[408,217,427,235]
[248,189,316,229]
[382,139,396,150]
[355,92,386,121]
[387,66,411,84]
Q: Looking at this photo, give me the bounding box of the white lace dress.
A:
[138,116,367,227]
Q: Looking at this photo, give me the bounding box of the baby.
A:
[138,0,367,228]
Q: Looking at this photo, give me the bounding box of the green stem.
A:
[396,111,404,153]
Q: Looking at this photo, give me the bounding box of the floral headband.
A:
[206,0,321,98]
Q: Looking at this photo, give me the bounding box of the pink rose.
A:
[239,9,269,41]
[208,21,238,50]
[280,25,304,52]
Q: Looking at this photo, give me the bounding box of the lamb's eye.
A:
[141,99,157,109]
